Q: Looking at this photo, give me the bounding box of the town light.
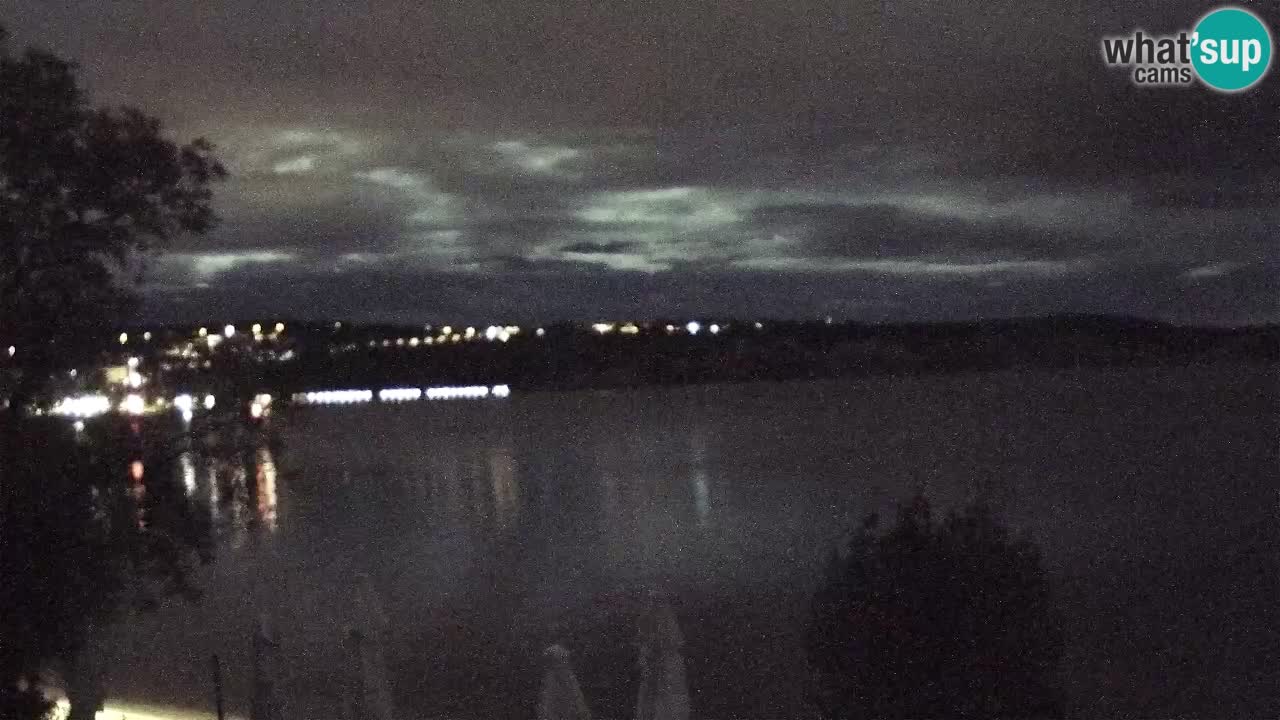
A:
[121,394,145,416]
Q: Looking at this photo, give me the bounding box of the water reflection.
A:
[255,447,279,532]
[489,446,519,529]
[163,440,285,547]
[178,452,197,495]
[689,431,711,527]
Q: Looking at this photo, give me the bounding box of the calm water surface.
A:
[100,363,1278,719]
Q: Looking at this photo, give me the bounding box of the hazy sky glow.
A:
[3,0,1276,323]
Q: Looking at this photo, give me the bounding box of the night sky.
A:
[3,0,1276,324]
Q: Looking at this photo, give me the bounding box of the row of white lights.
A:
[297,384,511,405]
[50,392,217,422]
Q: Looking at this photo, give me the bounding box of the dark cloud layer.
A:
[2,0,1277,323]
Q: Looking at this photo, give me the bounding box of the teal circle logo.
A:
[1192,7,1272,91]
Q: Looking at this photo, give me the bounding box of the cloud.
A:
[575,187,744,229]
[734,257,1088,277]
[273,154,318,174]
[490,140,584,178]
[1182,262,1244,280]
[8,0,1275,323]
[148,250,297,286]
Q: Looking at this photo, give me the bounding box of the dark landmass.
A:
[108,315,1278,405]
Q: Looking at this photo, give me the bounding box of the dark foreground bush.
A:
[808,497,1064,719]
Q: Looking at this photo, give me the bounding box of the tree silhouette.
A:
[808,497,1064,720]
[0,25,224,718]
[0,24,225,406]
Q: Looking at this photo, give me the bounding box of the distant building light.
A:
[118,332,129,345]
[395,338,406,346]
[498,330,510,342]
[198,327,208,337]
[127,371,143,389]
[252,323,262,335]
[754,321,764,330]
[686,321,701,335]
[334,321,342,329]
[450,334,461,343]
[249,402,264,419]
[425,385,490,400]
[174,394,194,412]
[143,331,152,341]
[6,345,14,357]
[709,324,720,335]
[296,389,374,405]
[536,328,546,338]
[592,322,615,334]
[621,323,640,335]
[203,394,216,410]
[254,393,272,407]
[51,394,111,418]
[424,337,435,345]
[409,337,421,347]
[491,384,511,398]
[381,339,391,348]
[127,357,140,369]
[665,324,676,333]
[441,326,453,336]
[206,334,223,349]
[275,322,285,333]
[378,387,422,402]
[181,408,193,423]
[121,394,145,416]
[73,420,85,432]
[224,324,236,338]
[465,327,476,339]
[485,326,500,341]
[824,316,833,325]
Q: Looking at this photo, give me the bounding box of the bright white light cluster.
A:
[296,385,512,405]
[378,387,422,402]
[425,385,490,400]
[299,389,374,405]
[51,394,112,418]
[120,394,145,416]
[174,393,195,422]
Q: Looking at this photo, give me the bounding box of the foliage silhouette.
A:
[808,497,1064,719]
[0,24,225,406]
[0,24,224,718]
[1,417,215,718]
